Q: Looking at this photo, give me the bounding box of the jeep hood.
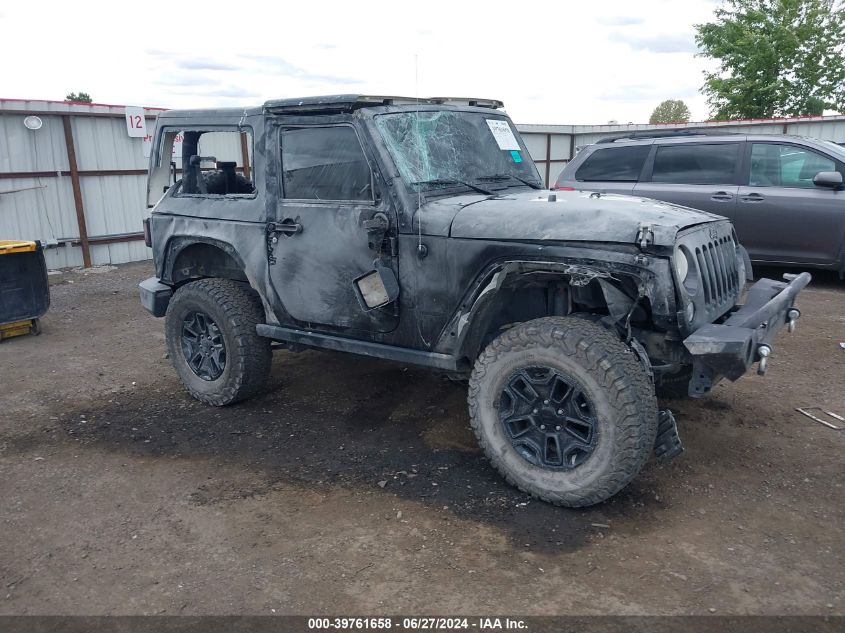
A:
[447,190,722,247]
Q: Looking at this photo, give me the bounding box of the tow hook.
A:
[787,308,800,333]
[757,344,772,375]
[654,410,683,463]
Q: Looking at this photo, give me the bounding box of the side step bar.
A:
[256,324,460,371]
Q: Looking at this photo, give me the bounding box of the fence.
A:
[2,98,845,270]
[0,99,168,269]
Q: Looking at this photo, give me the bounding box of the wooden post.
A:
[240,132,251,181]
[61,115,91,268]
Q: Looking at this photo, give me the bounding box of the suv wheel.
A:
[468,316,658,507]
[165,279,271,406]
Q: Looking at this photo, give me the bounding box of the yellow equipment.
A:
[0,240,50,342]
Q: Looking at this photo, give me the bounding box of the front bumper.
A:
[139,277,172,317]
[682,272,811,396]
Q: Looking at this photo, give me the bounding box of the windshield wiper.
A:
[476,174,542,190]
[411,178,494,195]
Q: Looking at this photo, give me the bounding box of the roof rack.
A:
[595,130,743,144]
[263,94,503,114]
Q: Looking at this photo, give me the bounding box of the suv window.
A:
[575,146,650,182]
[749,143,836,188]
[165,129,255,198]
[281,126,372,201]
[651,143,739,185]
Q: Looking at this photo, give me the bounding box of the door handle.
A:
[711,191,734,201]
[272,218,303,236]
[740,193,765,203]
[363,212,390,252]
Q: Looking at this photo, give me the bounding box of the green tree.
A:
[65,92,92,103]
[649,99,692,123]
[695,0,845,120]
[803,95,826,115]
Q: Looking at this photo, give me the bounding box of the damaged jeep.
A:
[140,95,810,507]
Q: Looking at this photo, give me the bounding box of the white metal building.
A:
[0,99,164,269]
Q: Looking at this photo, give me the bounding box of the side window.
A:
[575,146,650,182]
[651,143,739,185]
[172,129,255,196]
[749,144,836,188]
[281,126,373,201]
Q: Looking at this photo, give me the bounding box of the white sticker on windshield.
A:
[486,119,520,151]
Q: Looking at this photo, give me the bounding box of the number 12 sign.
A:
[125,106,147,138]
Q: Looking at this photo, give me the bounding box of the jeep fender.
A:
[435,258,666,363]
[161,236,248,285]
[159,236,281,324]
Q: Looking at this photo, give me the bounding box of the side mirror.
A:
[813,171,843,189]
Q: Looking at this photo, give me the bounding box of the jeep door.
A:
[633,141,742,219]
[733,141,845,266]
[266,123,399,333]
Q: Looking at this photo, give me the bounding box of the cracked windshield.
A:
[375,111,541,193]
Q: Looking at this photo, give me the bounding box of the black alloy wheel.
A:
[498,366,598,470]
[181,310,226,381]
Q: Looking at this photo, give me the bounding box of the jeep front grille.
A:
[677,222,742,331]
[694,235,739,306]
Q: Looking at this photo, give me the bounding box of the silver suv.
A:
[555,132,845,276]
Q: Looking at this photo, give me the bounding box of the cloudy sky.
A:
[1,0,723,124]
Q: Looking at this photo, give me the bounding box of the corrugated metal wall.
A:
[0,99,249,269]
[517,124,574,189]
[0,100,163,269]
[71,113,152,267]
[2,99,845,269]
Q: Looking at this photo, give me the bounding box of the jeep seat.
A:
[200,162,255,195]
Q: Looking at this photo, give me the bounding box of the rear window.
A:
[651,143,739,185]
[574,146,650,182]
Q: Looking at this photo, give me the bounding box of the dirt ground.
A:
[0,260,842,616]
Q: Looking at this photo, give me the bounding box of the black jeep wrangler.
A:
[140,95,810,507]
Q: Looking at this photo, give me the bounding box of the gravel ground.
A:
[0,261,842,615]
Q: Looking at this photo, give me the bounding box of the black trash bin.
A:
[0,240,50,342]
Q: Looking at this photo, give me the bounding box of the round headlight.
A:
[685,302,695,323]
[674,247,690,282]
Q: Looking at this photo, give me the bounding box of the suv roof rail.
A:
[263,94,503,113]
[595,130,743,144]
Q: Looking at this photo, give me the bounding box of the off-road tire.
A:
[656,366,693,400]
[468,316,658,507]
[165,279,271,406]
